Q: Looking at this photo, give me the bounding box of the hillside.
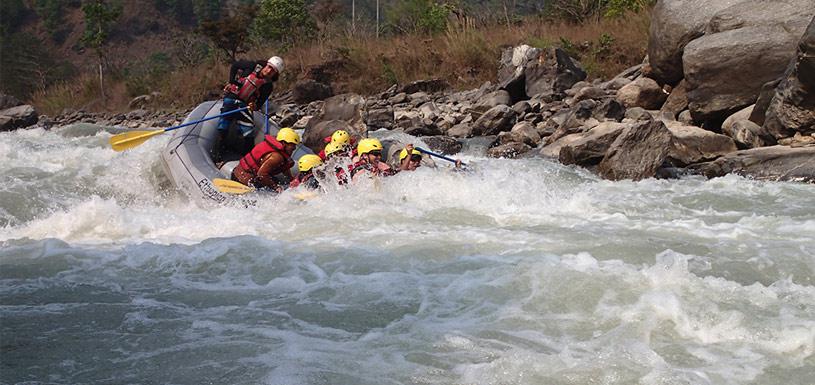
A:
[1,0,652,114]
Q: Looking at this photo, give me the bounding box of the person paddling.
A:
[231,127,299,192]
[349,138,397,183]
[290,154,323,190]
[323,141,352,185]
[212,56,284,163]
[317,130,355,160]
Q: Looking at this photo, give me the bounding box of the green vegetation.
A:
[252,0,315,45]
[15,0,652,114]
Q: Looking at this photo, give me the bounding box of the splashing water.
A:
[1,125,814,384]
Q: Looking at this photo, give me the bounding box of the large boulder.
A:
[598,120,673,181]
[524,48,587,101]
[0,104,39,131]
[691,145,815,182]
[292,79,333,104]
[366,105,394,129]
[660,79,689,119]
[486,142,532,158]
[471,105,517,136]
[664,122,738,165]
[539,133,584,159]
[498,45,586,103]
[683,25,804,124]
[616,77,667,110]
[647,0,746,85]
[421,136,462,155]
[558,122,627,167]
[302,93,367,150]
[761,16,815,141]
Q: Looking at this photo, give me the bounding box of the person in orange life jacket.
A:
[317,130,355,160]
[212,56,284,163]
[289,154,323,190]
[349,138,398,183]
[231,127,299,192]
[323,141,352,185]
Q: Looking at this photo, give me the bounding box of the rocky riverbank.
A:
[4,1,813,183]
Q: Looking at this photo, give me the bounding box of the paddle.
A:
[109,107,249,151]
[212,178,254,194]
[414,147,467,167]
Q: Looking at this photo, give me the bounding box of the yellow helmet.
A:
[357,138,383,155]
[276,127,300,144]
[399,148,422,161]
[330,130,350,145]
[324,141,349,157]
[298,154,323,172]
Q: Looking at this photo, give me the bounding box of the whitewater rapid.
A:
[1,124,814,384]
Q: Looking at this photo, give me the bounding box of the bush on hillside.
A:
[385,0,450,35]
[252,0,316,46]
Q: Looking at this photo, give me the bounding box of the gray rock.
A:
[691,145,815,182]
[292,79,333,104]
[573,86,607,103]
[598,120,674,181]
[525,48,587,101]
[558,122,628,166]
[509,121,542,146]
[0,104,38,131]
[660,79,689,119]
[684,25,804,124]
[762,16,815,141]
[498,44,542,102]
[725,120,765,149]
[512,101,532,118]
[472,105,517,136]
[539,133,584,159]
[678,110,694,125]
[389,92,408,105]
[592,99,626,122]
[487,142,532,158]
[624,107,654,122]
[302,93,367,149]
[302,120,355,153]
[447,123,473,138]
[602,77,633,91]
[471,90,511,118]
[616,77,667,110]
[664,122,738,165]
[366,106,394,129]
[400,79,449,94]
[647,0,748,85]
[421,136,462,155]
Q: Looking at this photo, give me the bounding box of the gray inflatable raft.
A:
[160,100,310,204]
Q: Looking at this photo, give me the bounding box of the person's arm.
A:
[399,143,414,170]
[255,152,287,190]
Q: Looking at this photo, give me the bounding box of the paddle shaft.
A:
[162,106,249,134]
[415,147,465,166]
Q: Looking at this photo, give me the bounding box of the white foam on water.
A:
[2,125,815,384]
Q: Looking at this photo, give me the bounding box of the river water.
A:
[2,124,814,384]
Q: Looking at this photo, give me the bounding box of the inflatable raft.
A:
[160,100,310,204]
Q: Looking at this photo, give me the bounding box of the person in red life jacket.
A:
[322,141,352,185]
[212,56,284,163]
[349,138,398,183]
[289,154,323,190]
[231,127,299,192]
[317,130,355,160]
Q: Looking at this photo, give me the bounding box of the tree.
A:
[198,3,257,62]
[252,0,316,45]
[81,0,122,102]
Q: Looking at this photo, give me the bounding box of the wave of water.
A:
[1,125,814,384]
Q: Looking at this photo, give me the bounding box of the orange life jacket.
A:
[238,135,293,174]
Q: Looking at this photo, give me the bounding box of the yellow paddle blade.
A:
[294,191,318,201]
[212,178,254,195]
[109,130,165,151]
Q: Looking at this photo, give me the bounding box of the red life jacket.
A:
[238,135,293,174]
[224,70,268,104]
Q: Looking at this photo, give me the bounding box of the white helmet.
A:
[267,56,284,74]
